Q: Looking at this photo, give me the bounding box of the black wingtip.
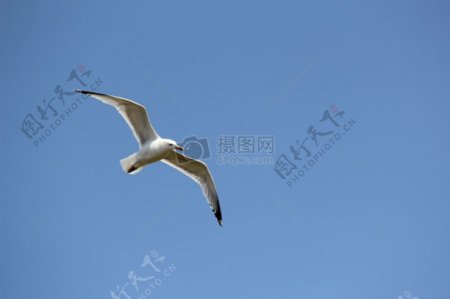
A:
[74,89,111,97]
[215,205,223,227]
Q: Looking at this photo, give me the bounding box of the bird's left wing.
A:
[161,151,222,226]
[75,89,159,146]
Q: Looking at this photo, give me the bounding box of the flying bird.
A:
[75,89,222,226]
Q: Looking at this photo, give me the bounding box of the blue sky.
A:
[1,1,450,298]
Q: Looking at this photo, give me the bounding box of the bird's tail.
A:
[120,153,143,175]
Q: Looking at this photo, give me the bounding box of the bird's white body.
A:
[120,138,176,174]
[75,89,223,225]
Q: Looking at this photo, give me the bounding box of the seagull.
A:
[75,89,222,226]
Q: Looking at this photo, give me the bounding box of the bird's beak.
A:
[175,145,184,151]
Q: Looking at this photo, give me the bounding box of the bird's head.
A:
[164,139,184,151]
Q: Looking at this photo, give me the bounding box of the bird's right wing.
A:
[161,151,222,226]
[75,89,159,146]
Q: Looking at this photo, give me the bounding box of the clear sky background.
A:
[1,1,450,298]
